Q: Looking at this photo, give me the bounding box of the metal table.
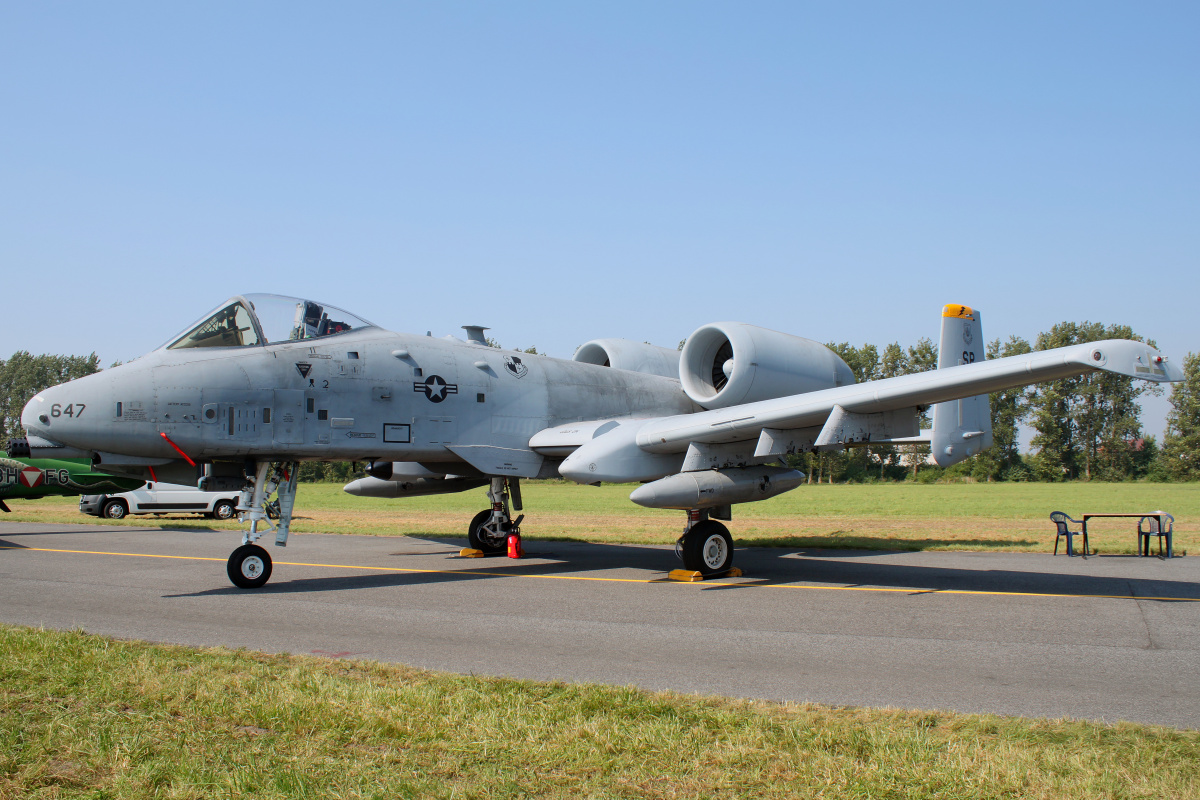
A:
[1081,512,1173,558]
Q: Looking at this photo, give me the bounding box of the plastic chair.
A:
[1050,511,1087,556]
[1137,513,1174,558]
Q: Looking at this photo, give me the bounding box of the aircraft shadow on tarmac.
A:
[162,536,1200,602]
[759,537,1042,550]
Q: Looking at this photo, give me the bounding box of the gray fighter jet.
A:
[20,295,1181,588]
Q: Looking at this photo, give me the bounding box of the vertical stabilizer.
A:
[931,304,992,467]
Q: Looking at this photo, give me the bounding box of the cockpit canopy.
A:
[164,294,376,350]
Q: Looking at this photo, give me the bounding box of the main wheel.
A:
[467,509,506,554]
[211,499,237,520]
[102,499,128,520]
[227,544,272,589]
[680,520,734,576]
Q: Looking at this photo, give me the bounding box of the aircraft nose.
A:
[20,372,113,457]
[21,389,56,437]
[20,386,85,458]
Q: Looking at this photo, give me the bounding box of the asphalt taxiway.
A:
[2,521,1197,728]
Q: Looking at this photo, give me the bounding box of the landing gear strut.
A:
[225,460,299,589]
[468,477,524,555]
[677,509,734,576]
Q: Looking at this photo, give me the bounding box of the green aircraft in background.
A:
[0,438,144,512]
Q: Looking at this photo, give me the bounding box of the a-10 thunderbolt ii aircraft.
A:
[19,294,1181,588]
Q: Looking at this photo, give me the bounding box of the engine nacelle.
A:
[573,338,681,379]
[679,322,856,409]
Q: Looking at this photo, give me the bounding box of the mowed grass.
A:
[5,480,1197,555]
[3,624,1199,800]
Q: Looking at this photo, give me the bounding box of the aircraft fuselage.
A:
[23,329,694,475]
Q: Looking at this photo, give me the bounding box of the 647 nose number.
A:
[50,403,85,418]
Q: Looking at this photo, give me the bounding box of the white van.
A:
[79,482,241,521]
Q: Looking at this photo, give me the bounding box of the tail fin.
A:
[930,304,992,467]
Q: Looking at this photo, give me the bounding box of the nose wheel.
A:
[227,544,272,589]
[223,460,299,588]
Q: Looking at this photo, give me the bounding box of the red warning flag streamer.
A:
[159,432,196,466]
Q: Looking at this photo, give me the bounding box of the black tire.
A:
[467,509,506,554]
[680,520,734,576]
[211,499,237,520]
[102,499,128,520]
[227,544,272,589]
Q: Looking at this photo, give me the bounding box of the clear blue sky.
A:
[2,2,1196,436]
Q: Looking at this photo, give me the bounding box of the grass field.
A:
[3,624,1199,799]
[5,480,1195,555]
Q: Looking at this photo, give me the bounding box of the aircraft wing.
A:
[637,338,1175,452]
[550,337,1180,483]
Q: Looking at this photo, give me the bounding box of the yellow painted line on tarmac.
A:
[3,545,1198,603]
[0,546,654,584]
[0,546,228,563]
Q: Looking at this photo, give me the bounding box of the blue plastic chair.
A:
[1050,511,1087,556]
[1138,513,1174,558]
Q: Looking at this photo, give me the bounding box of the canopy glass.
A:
[164,294,376,350]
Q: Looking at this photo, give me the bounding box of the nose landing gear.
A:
[225,461,298,589]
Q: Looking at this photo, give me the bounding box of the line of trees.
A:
[3,326,1199,483]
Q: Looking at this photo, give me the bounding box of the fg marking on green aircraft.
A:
[0,439,143,512]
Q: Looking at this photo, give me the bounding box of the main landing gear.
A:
[468,477,524,555]
[226,461,299,589]
[676,509,734,576]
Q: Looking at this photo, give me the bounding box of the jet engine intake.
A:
[680,322,857,409]
[573,339,681,379]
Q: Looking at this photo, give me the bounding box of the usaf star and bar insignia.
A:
[413,375,458,403]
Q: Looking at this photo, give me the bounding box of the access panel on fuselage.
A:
[271,390,305,446]
[199,389,271,455]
